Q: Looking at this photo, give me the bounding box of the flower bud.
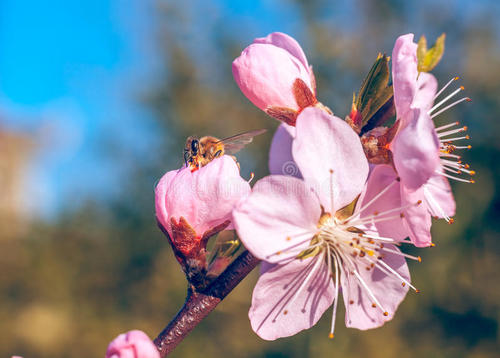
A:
[232,32,317,125]
[105,330,159,358]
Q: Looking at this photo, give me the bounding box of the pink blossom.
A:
[155,156,251,238]
[232,32,317,126]
[105,330,159,358]
[386,34,473,244]
[233,108,414,340]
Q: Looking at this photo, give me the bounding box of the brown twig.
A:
[153,250,260,357]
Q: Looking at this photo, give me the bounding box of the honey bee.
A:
[184,129,266,171]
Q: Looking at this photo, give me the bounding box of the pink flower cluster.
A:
[107,32,473,354]
[230,32,473,340]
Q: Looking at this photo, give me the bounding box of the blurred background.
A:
[1,0,499,357]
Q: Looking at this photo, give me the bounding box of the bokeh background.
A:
[1,0,499,357]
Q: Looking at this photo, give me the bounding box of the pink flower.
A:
[155,156,250,238]
[232,32,318,126]
[384,34,473,244]
[105,330,159,358]
[155,156,250,275]
[233,108,416,340]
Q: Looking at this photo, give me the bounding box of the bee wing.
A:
[219,129,267,155]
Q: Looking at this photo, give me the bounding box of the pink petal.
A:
[232,43,312,111]
[232,175,320,263]
[156,156,250,236]
[106,330,160,358]
[424,173,456,218]
[292,107,369,212]
[154,169,180,236]
[249,256,334,340]
[401,185,433,247]
[268,123,302,178]
[342,244,410,330]
[392,109,441,190]
[392,33,418,122]
[360,165,408,240]
[413,72,438,113]
[253,32,309,71]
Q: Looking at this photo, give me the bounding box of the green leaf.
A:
[296,236,320,260]
[335,195,360,221]
[417,33,446,72]
[353,54,394,130]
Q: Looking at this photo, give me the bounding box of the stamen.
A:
[431,97,471,119]
[328,246,340,339]
[436,170,475,183]
[329,169,335,212]
[266,232,317,260]
[344,179,398,223]
[429,86,465,115]
[435,121,459,132]
[380,246,421,261]
[352,270,388,315]
[376,258,418,292]
[438,126,468,138]
[434,76,459,100]
[285,253,325,311]
[247,172,255,184]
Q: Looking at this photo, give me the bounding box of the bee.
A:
[184,129,266,171]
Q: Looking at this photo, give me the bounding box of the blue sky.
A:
[0,0,160,217]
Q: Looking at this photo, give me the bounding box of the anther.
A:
[448,218,455,224]
[329,169,334,174]
[396,177,401,182]
[329,333,334,339]
[383,312,389,316]
[286,236,291,241]
[430,243,436,247]
[248,172,255,183]
[402,282,406,287]
[400,212,405,218]
[417,200,422,205]
[466,98,472,102]
[283,310,288,315]
[415,289,421,293]
[470,179,475,184]
[349,300,354,304]
[372,303,376,308]
[460,86,465,91]
[417,256,422,263]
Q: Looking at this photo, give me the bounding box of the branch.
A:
[153,250,260,356]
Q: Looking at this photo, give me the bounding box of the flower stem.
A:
[153,250,260,356]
